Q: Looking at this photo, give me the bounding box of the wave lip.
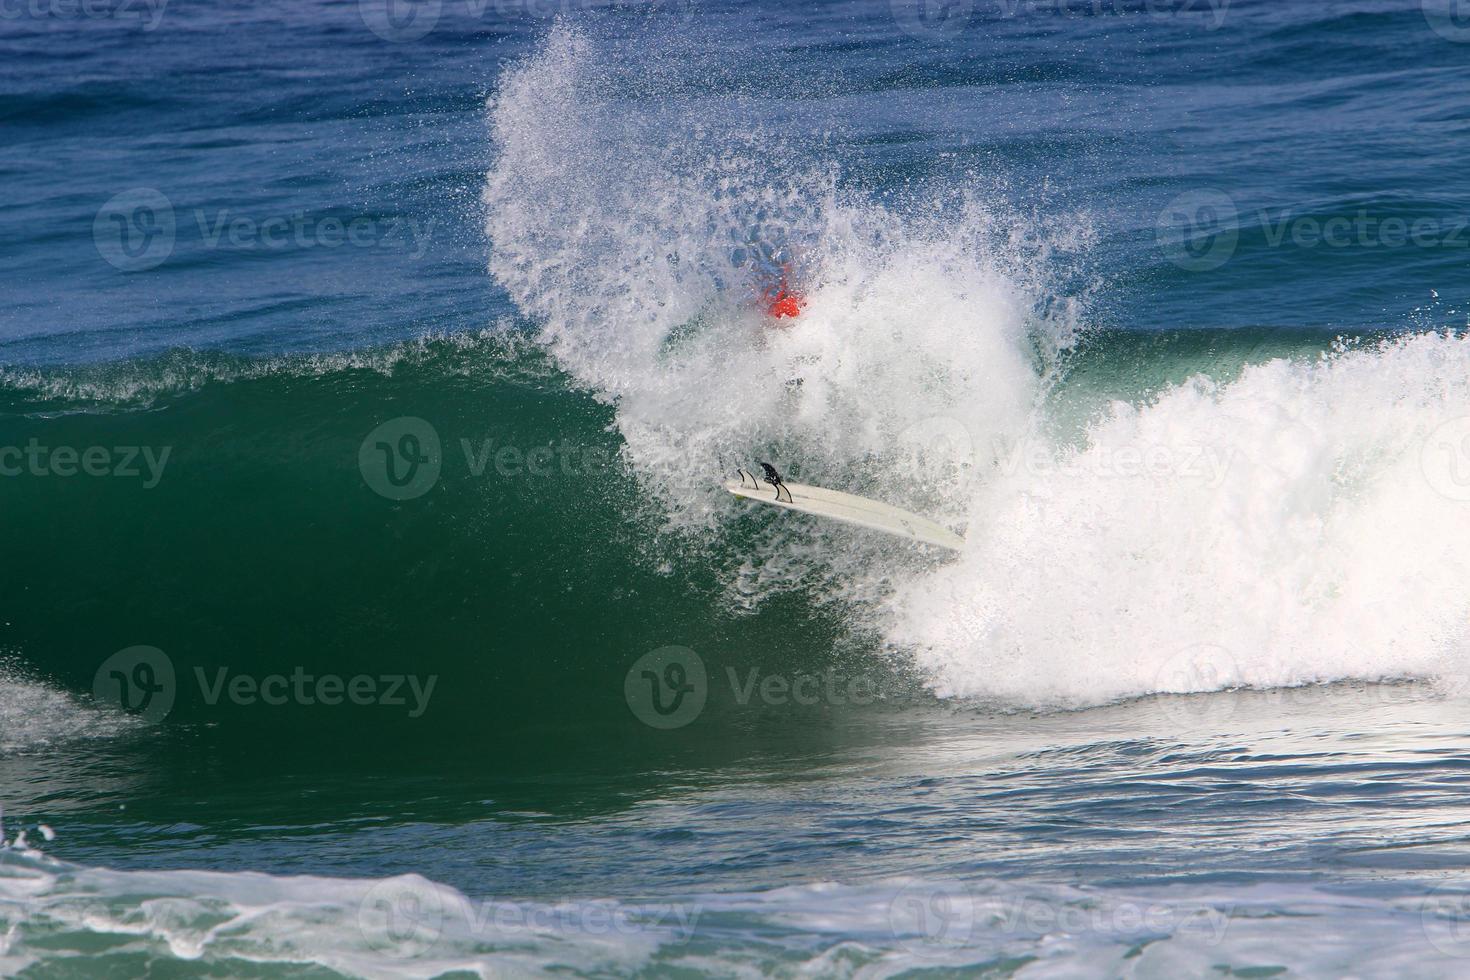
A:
[0,330,551,415]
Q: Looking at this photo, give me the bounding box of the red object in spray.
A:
[767,289,803,319]
[763,264,803,319]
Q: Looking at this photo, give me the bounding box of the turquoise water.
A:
[5,0,1470,975]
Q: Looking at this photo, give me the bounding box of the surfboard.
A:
[724,472,965,552]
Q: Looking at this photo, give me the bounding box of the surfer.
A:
[760,263,803,321]
[757,260,806,391]
[743,221,804,320]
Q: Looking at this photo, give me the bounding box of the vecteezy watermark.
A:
[624,646,708,730]
[359,417,443,501]
[895,415,978,484]
[891,0,1230,42]
[195,667,437,718]
[0,0,168,30]
[1158,188,1470,272]
[887,881,1230,958]
[1420,416,1470,503]
[357,877,704,959]
[1156,189,1241,272]
[358,0,440,42]
[623,648,933,730]
[1255,211,1470,251]
[1422,0,1470,43]
[726,666,929,708]
[889,0,977,40]
[91,647,438,722]
[357,0,696,43]
[457,437,613,480]
[93,645,176,723]
[192,211,435,258]
[93,189,436,272]
[992,435,1236,488]
[358,417,618,501]
[994,895,1230,945]
[894,417,1238,488]
[0,440,171,487]
[94,189,176,272]
[1151,643,1241,726]
[359,877,447,957]
[888,881,976,955]
[1422,882,1470,957]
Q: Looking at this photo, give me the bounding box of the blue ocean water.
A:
[4,0,1470,975]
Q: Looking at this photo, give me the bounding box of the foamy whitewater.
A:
[7,2,1470,976]
[8,841,1470,977]
[12,681,1470,977]
[896,331,1470,705]
[485,25,1470,710]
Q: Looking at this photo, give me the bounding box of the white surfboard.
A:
[725,472,965,552]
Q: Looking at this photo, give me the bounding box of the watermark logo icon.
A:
[93,645,176,723]
[1153,643,1239,726]
[896,415,976,483]
[360,417,442,500]
[359,0,443,41]
[1156,189,1239,272]
[1422,883,1470,956]
[93,188,175,272]
[1421,417,1470,502]
[0,0,171,31]
[887,880,976,957]
[624,646,707,729]
[641,0,701,28]
[359,877,446,957]
[1423,0,1470,42]
[891,0,976,41]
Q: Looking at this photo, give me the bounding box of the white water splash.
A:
[484,24,1470,709]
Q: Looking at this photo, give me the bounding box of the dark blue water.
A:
[5,0,1470,975]
[4,0,1468,366]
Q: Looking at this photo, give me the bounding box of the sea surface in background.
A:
[4,0,1470,975]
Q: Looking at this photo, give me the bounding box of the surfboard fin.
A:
[758,462,793,503]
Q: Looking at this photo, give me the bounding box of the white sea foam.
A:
[4,844,1470,977]
[485,24,1470,709]
[891,331,1470,705]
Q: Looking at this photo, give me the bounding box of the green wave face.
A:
[1,323,1452,739]
[0,336,873,753]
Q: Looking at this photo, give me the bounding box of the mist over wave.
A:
[0,661,137,754]
[484,23,1470,709]
[483,21,1086,591]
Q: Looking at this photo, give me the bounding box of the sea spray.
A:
[483,22,1084,587]
[483,24,1470,708]
[890,331,1470,705]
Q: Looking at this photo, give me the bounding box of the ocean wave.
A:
[3,843,1469,977]
[0,329,558,415]
[481,24,1470,707]
[891,330,1470,706]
